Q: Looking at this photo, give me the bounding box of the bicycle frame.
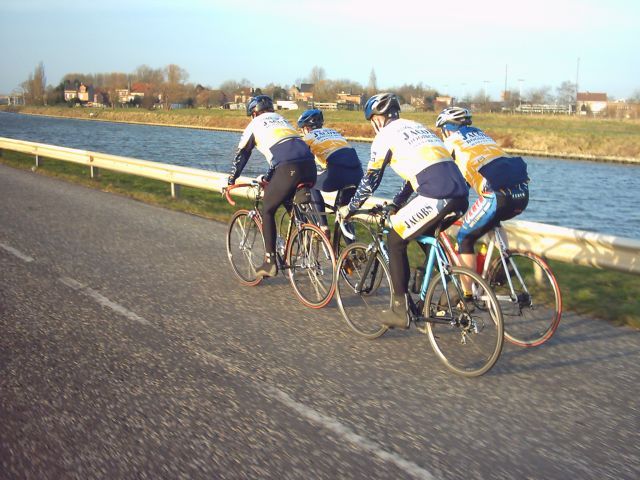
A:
[347,209,457,326]
[439,226,528,304]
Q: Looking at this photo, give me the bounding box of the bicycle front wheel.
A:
[226,210,265,286]
[332,217,376,255]
[487,251,562,347]
[335,243,391,339]
[425,266,503,377]
[286,224,336,308]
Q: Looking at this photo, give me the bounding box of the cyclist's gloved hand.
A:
[227,176,235,186]
[256,174,267,184]
[385,202,400,214]
[338,205,353,220]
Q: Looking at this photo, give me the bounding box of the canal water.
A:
[1,111,638,239]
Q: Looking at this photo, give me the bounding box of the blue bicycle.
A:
[335,205,504,377]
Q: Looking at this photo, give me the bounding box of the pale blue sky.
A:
[2,0,639,100]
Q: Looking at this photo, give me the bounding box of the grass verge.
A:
[1,149,638,329]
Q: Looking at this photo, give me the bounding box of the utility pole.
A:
[504,64,508,102]
[575,57,580,99]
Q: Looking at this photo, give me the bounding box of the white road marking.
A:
[59,276,150,325]
[0,242,34,263]
[197,349,435,480]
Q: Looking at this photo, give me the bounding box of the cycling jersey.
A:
[230,112,313,182]
[302,128,361,169]
[443,125,528,193]
[348,119,468,211]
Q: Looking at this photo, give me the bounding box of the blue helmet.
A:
[364,93,400,121]
[246,95,274,116]
[297,109,324,129]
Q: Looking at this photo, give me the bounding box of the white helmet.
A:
[435,107,472,128]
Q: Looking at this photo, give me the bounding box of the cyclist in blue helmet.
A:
[297,108,363,235]
[435,107,529,285]
[228,95,316,278]
[339,93,469,328]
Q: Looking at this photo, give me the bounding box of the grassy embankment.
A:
[5,105,640,160]
[1,148,638,329]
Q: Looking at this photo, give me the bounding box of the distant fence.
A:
[1,136,638,275]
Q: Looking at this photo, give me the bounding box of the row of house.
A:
[58,80,621,117]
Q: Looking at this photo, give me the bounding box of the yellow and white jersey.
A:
[443,126,506,193]
[237,112,300,165]
[302,128,351,168]
[369,118,453,191]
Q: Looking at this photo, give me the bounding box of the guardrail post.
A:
[35,154,42,167]
[89,156,100,179]
[171,183,181,198]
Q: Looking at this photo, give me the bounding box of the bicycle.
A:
[224,180,336,308]
[334,205,504,377]
[439,225,562,347]
[276,184,375,256]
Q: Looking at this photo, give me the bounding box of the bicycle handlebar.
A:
[223,180,265,206]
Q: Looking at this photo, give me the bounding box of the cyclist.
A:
[435,107,529,288]
[339,93,469,328]
[297,109,364,235]
[228,95,316,278]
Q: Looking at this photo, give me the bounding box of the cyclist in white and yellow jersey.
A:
[339,93,469,328]
[228,95,316,278]
[435,107,529,280]
[297,109,363,234]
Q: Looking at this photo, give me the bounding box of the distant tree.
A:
[307,66,326,84]
[132,65,165,86]
[527,86,554,104]
[628,89,640,103]
[265,83,288,101]
[162,64,189,108]
[556,80,577,105]
[22,62,47,105]
[46,82,65,105]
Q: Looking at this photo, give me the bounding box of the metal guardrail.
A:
[1,136,638,275]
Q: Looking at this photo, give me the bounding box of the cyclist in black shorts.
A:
[228,95,316,278]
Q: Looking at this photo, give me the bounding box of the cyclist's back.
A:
[436,107,529,269]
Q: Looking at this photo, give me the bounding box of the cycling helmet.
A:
[435,107,472,128]
[364,93,401,121]
[246,95,274,116]
[297,109,324,129]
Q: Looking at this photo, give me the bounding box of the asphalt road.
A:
[1,164,638,480]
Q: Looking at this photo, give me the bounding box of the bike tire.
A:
[487,251,562,347]
[226,210,265,286]
[425,266,504,377]
[286,224,336,308]
[335,242,391,339]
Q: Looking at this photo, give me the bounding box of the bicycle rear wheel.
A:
[335,243,390,339]
[286,224,336,308]
[487,251,562,347]
[425,266,503,377]
[226,210,265,286]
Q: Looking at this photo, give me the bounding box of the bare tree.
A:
[627,89,640,103]
[22,62,47,105]
[163,64,190,108]
[527,86,554,104]
[556,80,577,105]
[307,66,326,84]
